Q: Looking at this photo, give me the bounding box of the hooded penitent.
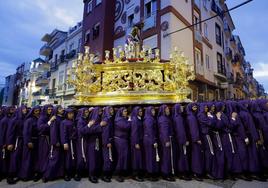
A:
[114,107,131,172]
[143,106,159,174]
[157,104,174,176]
[130,106,144,172]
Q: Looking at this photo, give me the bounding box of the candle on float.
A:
[105,50,110,60]
[148,48,152,58]
[72,61,77,68]
[155,49,160,58]
[78,53,83,61]
[113,48,117,56]
[85,46,90,54]
[89,54,94,62]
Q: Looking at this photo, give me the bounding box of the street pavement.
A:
[1,178,268,188]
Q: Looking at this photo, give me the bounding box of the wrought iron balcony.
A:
[40,44,52,56]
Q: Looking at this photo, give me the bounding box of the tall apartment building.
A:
[50,22,83,107]
[27,58,50,106]
[39,22,83,107]
[81,0,255,101]
[2,74,16,106]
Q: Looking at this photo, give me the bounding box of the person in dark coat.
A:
[227,101,252,181]
[0,106,5,121]
[19,106,41,181]
[80,107,103,183]
[114,107,131,182]
[0,106,15,181]
[100,106,115,182]
[36,104,54,180]
[259,99,268,153]
[143,106,159,181]
[208,102,225,180]
[172,104,191,180]
[197,103,215,179]
[250,101,268,180]
[6,106,27,184]
[75,107,92,181]
[60,108,77,181]
[157,105,175,181]
[131,106,144,182]
[238,100,264,181]
[43,105,65,182]
[186,103,203,181]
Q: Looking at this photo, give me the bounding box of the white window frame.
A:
[205,54,210,70]
[96,0,102,6]
[128,14,134,28]
[87,0,93,14]
[145,0,157,18]
[204,22,208,38]
[85,30,90,43]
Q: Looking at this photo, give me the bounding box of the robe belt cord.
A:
[214,131,223,151]
[206,134,214,155]
[228,133,235,153]
[70,140,75,160]
[81,137,86,162]
[258,129,266,150]
[169,136,175,175]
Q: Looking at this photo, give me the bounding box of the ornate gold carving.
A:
[67,46,194,105]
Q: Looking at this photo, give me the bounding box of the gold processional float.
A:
[67,43,195,106]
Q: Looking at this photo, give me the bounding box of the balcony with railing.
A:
[59,55,66,64]
[234,76,244,89]
[40,44,52,56]
[225,47,233,61]
[232,54,241,65]
[65,49,77,60]
[49,88,57,98]
[211,0,224,20]
[194,30,202,43]
[230,35,236,48]
[224,23,231,37]
[227,73,234,84]
[35,72,50,86]
[50,61,58,72]
[195,63,204,76]
[143,13,156,31]
[32,89,49,97]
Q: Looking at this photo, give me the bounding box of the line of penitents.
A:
[0,99,268,184]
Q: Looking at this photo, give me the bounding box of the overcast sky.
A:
[0,0,267,92]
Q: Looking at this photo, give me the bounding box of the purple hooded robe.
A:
[238,100,261,173]
[76,108,90,174]
[157,105,175,176]
[131,106,144,172]
[80,107,103,177]
[186,103,204,175]
[19,106,41,180]
[6,106,27,176]
[60,108,77,176]
[101,107,114,173]
[0,106,15,176]
[114,107,131,172]
[43,105,65,180]
[37,104,53,174]
[197,103,215,176]
[172,104,189,174]
[250,101,268,169]
[143,106,159,174]
[208,102,224,179]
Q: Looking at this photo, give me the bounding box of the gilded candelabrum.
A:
[67,45,195,105]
